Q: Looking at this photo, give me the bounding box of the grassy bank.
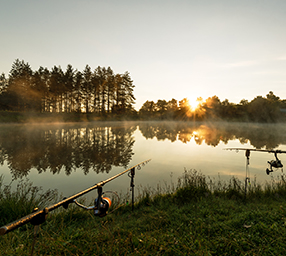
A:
[1,171,286,255]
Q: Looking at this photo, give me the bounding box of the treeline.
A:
[1,60,286,123]
[139,91,286,122]
[0,59,136,115]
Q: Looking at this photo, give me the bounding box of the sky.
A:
[1,0,286,110]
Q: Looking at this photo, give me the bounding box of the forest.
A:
[0,59,136,116]
[1,59,286,122]
[139,92,286,122]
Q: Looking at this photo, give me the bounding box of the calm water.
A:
[1,121,286,202]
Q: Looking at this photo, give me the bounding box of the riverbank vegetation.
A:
[1,170,286,255]
[1,60,286,123]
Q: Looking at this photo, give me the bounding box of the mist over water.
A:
[1,121,286,201]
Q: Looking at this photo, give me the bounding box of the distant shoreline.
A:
[0,111,137,123]
[0,111,286,124]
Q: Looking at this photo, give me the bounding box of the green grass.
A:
[0,176,58,227]
[1,170,286,255]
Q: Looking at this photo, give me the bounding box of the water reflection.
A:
[0,123,136,179]
[138,121,286,149]
[1,121,286,180]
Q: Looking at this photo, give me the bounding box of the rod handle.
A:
[0,208,48,236]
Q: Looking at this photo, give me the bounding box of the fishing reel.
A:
[73,186,119,217]
[93,187,112,217]
[94,197,111,217]
[66,161,150,217]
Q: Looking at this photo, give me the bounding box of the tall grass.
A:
[2,170,286,226]
[2,170,286,255]
[0,175,58,226]
[173,169,286,201]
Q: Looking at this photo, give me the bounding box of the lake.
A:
[1,121,286,203]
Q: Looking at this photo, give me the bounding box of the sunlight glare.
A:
[188,97,203,111]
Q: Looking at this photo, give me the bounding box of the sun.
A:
[188,97,203,111]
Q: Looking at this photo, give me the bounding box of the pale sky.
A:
[1,0,286,110]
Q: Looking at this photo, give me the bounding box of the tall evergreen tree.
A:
[100,67,107,114]
[74,71,83,113]
[31,66,48,112]
[116,72,135,114]
[92,67,101,114]
[64,64,75,112]
[49,66,64,112]
[0,73,8,93]
[82,65,93,114]
[0,73,9,110]
[8,59,33,111]
[106,67,114,113]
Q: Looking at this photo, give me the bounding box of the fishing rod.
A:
[225,147,286,174]
[0,159,151,236]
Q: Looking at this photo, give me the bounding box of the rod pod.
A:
[129,167,135,211]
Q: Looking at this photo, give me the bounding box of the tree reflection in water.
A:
[0,123,136,179]
[138,121,286,149]
[1,121,286,180]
